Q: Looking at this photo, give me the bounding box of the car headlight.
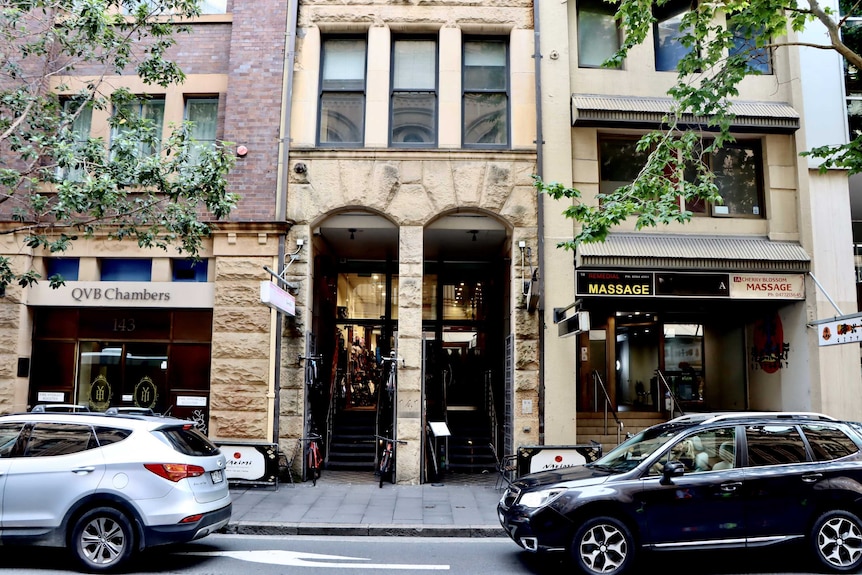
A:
[518,488,566,508]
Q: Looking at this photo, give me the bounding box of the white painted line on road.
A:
[183,549,450,570]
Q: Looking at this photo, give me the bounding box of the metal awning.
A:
[576,233,810,272]
[571,94,800,133]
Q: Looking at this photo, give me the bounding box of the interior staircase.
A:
[443,407,497,474]
[326,409,376,471]
[577,410,667,455]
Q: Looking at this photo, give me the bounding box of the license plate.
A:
[211,469,224,484]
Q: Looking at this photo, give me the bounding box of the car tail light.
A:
[180,514,204,524]
[144,463,206,482]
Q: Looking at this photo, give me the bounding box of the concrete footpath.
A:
[224,471,506,538]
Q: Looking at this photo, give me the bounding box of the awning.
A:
[576,234,810,273]
[571,94,800,133]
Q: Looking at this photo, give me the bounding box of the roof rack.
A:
[670,411,836,425]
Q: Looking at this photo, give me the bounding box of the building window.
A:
[319,37,367,146]
[599,138,651,196]
[391,38,437,146]
[599,137,764,218]
[122,0,227,15]
[45,258,80,281]
[578,0,621,68]
[111,98,165,159]
[172,259,208,282]
[56,99,92,182]
[100,259,152,281]
[729,21,772,74]
[463,38,508,147]
[841,3,862,137]
[654,0,694,71]
[185,98,218,164]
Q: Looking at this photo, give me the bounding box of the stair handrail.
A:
[655,369,685,419]
[591,370,624,445]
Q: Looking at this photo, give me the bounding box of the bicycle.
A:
[375,434,407,487]
[306,433,322,485]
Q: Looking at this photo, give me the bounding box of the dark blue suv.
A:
[498,412,862,575]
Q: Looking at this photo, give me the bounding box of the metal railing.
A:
[655,369,685,419]
[591,370,624,445]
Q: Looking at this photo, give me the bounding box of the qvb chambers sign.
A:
[577,271,805,300]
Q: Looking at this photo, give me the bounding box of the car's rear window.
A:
[156,425,220,456]
[802,424,859,461]
[95,426,132,446]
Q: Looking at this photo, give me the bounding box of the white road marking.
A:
[183,549,450,570]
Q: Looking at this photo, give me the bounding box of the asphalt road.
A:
[0,533,844,575]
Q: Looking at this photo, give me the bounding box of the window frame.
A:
[577,0,622,69]
[598,135,766,219]
[317,35,368,147]
[653,0,696,72]
[56,97,93,182]
[389,35,439,148]
[110,96,166,160]
[184,97,220,164]
[728,20,773,75]
[462,36,510,149]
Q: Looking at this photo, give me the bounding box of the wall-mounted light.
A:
[236,145,248,157]
[348,228,357,240]
[468,229,478,242]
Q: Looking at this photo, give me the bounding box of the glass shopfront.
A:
[29,308,213,431]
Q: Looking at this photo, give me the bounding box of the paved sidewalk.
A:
[224,471,506,538]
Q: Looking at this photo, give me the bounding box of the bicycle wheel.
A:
[307,442,321,486]
[379,450,390,488]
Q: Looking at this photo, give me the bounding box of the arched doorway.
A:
[308,210,399,475]
[422,212,511,482]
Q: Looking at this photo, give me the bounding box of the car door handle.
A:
[802,473,823,483]
[72,466,96,474]
[720,481,742,492]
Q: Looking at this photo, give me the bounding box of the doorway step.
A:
[443,407,497,474]
[327,409,376,471]
[576,410,666,454]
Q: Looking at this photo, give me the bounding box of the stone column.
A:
[396,225,423,484]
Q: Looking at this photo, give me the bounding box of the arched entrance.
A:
[422,212,511,482]
[308,210,399,476]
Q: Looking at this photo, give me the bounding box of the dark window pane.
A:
[391,93,436,144]
[172,311,214,341]
[24,423,96,456]
[172,259,208,282]
[157,425,220,456]
[849,98,862,138]
[168,344,212,390]
[729,22,772,74]
[654,2,693,71]
[803,424,859,461]
[464,93,508,145]
[45,258,80,281]
[0,423,25,457]
[95,427,132,446]
[320,93,365,144]
[100,259,152,281]
[745,425,808,466]
[712,143,763,217]
[600,139,651,195]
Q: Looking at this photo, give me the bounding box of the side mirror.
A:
[660,460,686,485]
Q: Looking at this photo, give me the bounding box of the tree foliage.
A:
[0,0,237,288]
[537,0,859,249]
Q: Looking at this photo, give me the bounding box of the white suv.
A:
[0,410,231,571]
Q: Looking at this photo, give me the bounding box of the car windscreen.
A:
[588,425,685,473]
[155,425,220,456]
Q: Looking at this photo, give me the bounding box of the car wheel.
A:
[71,507,135,572]
[571,516,635,575]
[811,510,862,573]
